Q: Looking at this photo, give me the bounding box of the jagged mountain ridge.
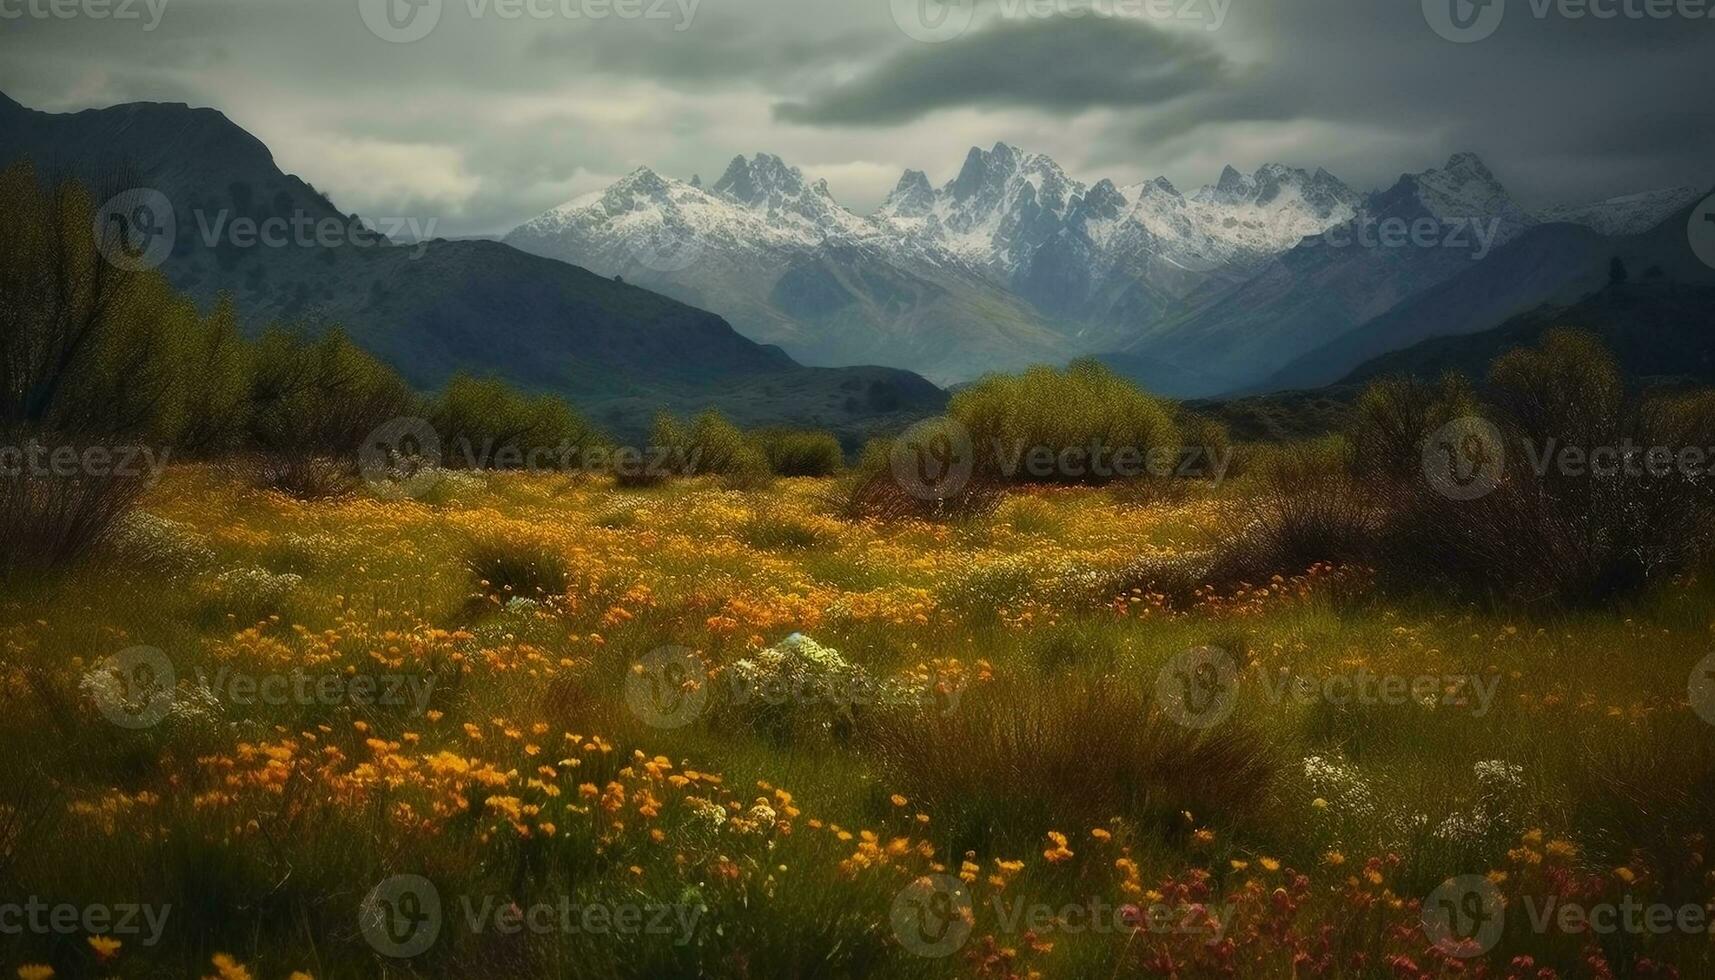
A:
[507,145,1369,382]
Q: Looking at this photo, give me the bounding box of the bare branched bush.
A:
[0,432,152,580]
[1362,330,1715,605]
[1214,441,1381,584]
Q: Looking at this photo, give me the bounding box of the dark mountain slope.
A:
[0,93,944,439]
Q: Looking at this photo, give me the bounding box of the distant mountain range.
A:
[3,89,1708,428]
[0,92,945,442]
[507,143,1703,395]
[506,146,1369,387]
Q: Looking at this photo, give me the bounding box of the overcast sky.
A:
[3,0,1710,236]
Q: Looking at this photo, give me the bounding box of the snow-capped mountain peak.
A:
[880,169,936,218]
[1387,152,1530,229]
[712,152,812,207]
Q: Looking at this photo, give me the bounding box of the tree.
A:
[1609,256,1629,285]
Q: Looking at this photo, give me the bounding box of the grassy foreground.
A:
[3,467,1713,979]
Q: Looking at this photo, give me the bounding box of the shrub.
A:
[864,675,1281,850]
[613,413,681,488]
[949,358,1179,485]
[625,409,771,489]
[247,327,418,496]
[839,435,1005,523]
[0,434,155,581]
[0,167,204,575]
[1346,373,1474,486]
[430,374,604,471]
[1213,441,1380,585]
[754,428,844,477]
[713,634,875,745]
[1362,330,1715,605]
[175,295,254,457]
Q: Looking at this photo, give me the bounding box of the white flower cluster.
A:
[210,566,304,605]
[112,511,215,575]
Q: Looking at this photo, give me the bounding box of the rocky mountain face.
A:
[1109,153,1560,392]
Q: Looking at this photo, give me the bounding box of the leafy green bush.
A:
[430,374,604,471]
[0,165,218,575]
[246,327,418,496]
[1345,373,1474,486]
[626,409,771,488]
[754,428,844,477]
[949,358,1179,485]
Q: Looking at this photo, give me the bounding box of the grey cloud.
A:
[773,17,1228,126]
[529,17,889,88]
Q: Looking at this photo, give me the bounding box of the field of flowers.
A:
[3,466,1714,978]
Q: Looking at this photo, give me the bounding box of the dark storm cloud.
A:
[1,0,1708,232]
[528,16,889,87]
[1082,1,1715,206]
[773,16,1229,126]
